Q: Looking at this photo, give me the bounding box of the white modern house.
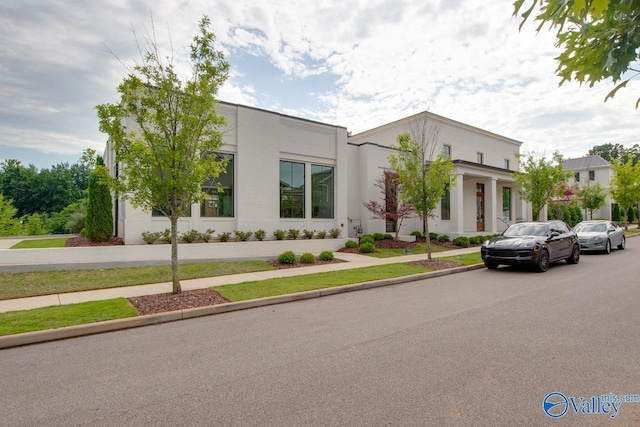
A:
[105,103,532,244]
[562,155,615,220]
[347,111,530,238]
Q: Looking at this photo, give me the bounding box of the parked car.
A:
[481,221,580,272]
[573,220,625,254]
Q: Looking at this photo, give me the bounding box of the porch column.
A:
[450,173,464,235]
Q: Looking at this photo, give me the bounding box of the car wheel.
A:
[566,244,580,264]
[604,239,611,254]
[485,261,498,269]
[536,249,550,272]
[618,236,626,250]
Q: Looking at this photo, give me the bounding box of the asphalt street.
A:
[2,237,640,426]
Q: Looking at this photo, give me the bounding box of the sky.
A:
[0,0,638,171]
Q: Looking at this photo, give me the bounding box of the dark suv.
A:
[481,221,580,272]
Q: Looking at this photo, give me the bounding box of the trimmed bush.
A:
[383,233,393,240]
[234,230,253,241]
[287,229,300,240]
[345,240,358,248]
[201,229,215,243]
[303,229,315,239]
[273,229,285,240]
[181,229,201,243]
[437,234,450,242]
[452,236,470,247]
[316,230,327,239]
[254,229,266,241]
[218,232,231,242]
[373,233,385,241]
[319,250,334,261]
[469,236,484,245]
[300,253,316,264]
[360,235,375,246]
[277,250,296,264]
[85,159,113,242]
[410,231,423,237]
[141,231,161,244]
[329,228,341,238]
[359,242,375,253]
[429,232,438,240]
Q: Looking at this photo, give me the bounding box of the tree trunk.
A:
[424,216,432,261]
[170,216,181,294]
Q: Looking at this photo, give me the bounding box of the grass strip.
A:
[440,252,483,266]
[0,298,138,336]
[214,263,433,301]
[367,242,449,258]
[0,261,274,300]
[10,238,68,249]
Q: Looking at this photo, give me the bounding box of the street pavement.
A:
[1,237,639,425]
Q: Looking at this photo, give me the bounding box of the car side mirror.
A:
[549,231,560,239]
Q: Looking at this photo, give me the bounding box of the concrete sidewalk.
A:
[0,247,480,314]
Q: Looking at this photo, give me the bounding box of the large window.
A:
[280,161,305,218]
[311,165,334,218]
[502,187,511,221]
[201,153,234,217]
[441,184,451,220]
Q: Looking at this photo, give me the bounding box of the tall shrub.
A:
[85,157,113,242]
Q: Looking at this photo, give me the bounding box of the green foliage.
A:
[589,143,640,165]
[373,233,384,240]
[577,182,607,220]
[383,233,393,240]
[96,16,229,294]
[200,228,215,243]
[469,236,485,245]
[160,228,171,243]
[359,242,375,253]
[360,235,375,246]
[613,204,622,222]
[218,232,231,242]
[299,253,316,264]
[85,158,113,242]
[345,240,358,248]
[277,250,296,264]
[512,151,572,220]
[64,201,86,234]
[318,250,334,261]
[452,236,470,247]
[514,0,640,107]
[303,229,315,239]
[0,194,21,237]
[22,213,47,235]
[46,202,80,234]
[273,229,285,240]
[141,231,161,244]
[610,159,640,226]
[181,229,201,243]
[234,230,253,241]
[254,229,266,241]
[437,234,450,242]
[429,232,439,240]
[316,230,327,239]
[287,229,300,240]
[329,228,341,238]
[410,231,423,237]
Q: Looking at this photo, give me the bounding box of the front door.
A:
[476,183,485,232]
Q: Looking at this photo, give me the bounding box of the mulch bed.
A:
[65,236,124,247]
[266,258,344,269]
[128,289,230,315]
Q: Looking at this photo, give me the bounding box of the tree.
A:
[577,181,607,219]
[388,117,454,260]
[548,182,579,221]
[0,194,21,237]
[514,0,640,106]
[609,158,640,229]
[363,170,415,240]
[96,16,229,293]
[85,157,114,242]
[513,151,573,221]
[0,160,38,217]
[588,143,640,165]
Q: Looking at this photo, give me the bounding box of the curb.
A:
[0,263,484,349]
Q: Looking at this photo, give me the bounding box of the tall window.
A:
[280,161,305,218]
[441,184,451,220]
[589,170,595,181]
[477,152,483,164]
[504,159,510,170]
[311,165,334,218]
[574,172,580,182]
[502,187,511,221]
[201,153,234,217]
[443,144,451,158]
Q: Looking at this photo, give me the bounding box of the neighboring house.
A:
[347,111,530,238]
[105,105,531,244]
[104,101,349,244]
[563,155,615,220]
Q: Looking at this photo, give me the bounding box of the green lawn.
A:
[441,252,482,265]
[10,238,68,249]
[0,261,275,300]
[213,263,433,301]
[367,242,449,258]
[0,298,138,336]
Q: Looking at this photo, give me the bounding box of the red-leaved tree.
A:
[363,170,415,240]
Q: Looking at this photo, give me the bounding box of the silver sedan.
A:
[573,220,626,254]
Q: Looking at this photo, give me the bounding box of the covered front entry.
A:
[476,183,485,232]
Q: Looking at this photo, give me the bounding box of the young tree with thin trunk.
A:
[577,181,607,220]
[610,158,640,229]
[363,170,415,240]
[388,116,454,260]
[96,16,229,293]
